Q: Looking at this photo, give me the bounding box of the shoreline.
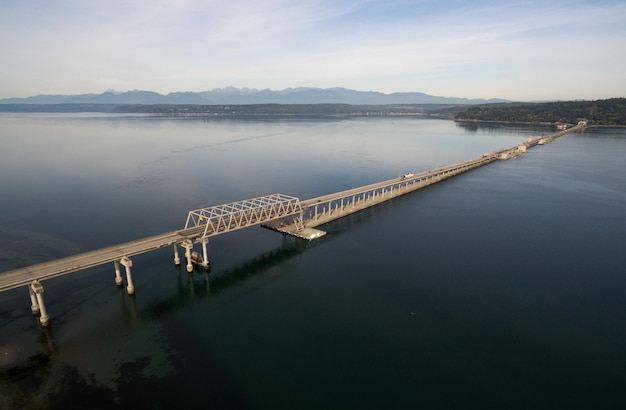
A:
[454,118,626,128]
[1,106,625,127]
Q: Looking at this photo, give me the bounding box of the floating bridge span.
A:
[263,152,498,239]
[0,124,584,326]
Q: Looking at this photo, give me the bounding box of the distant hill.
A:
[0,87,507,105]
[455,98,626,126]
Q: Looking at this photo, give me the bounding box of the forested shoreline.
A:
[0,103,446,116]
[1,98,624,125]
[454,98,626,126]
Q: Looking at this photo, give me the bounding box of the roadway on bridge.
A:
[0,227,205,292]
[0,124,583,293]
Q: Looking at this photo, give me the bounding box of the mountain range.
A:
[0,87,507,105]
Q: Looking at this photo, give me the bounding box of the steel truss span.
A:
[184,193,303,238]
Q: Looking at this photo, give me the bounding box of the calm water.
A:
[0,114,625,409]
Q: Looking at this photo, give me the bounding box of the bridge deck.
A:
[0,227,205,292]
[263,155,496,236]
[0,125,583,293]
[263,124,584,238]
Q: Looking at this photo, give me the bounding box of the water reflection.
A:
[117,286,138,327]
[150,236,309,317]
[454,120,554,135]
[38,322,55,357]
[3,115,625,408]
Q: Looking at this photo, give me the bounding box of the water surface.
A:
[1,115,625,409]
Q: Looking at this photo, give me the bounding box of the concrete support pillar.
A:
[114,260,123,286]
[200,238,210,269]
[173,244,181,266]
[31,280,49,326]
[120,256,134,295]
[28,284,39,315]
[181,239,194,273]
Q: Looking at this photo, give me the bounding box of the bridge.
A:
[0,124,584,326]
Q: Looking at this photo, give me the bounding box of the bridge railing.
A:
[296,154,496,228]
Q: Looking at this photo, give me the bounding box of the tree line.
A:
[110,103,450,116]
[2,99,624,125]
[454,98,626,126]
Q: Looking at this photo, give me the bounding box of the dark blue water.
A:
[1,115,625,409]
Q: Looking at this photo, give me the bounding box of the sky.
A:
[1,0,625,101]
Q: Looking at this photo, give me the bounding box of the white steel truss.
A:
[184,193,303,238]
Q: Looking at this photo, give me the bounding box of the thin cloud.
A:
[0,0,624,100]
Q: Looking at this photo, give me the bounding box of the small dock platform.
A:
[263,222,327,240]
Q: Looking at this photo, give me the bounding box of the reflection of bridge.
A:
[0,124,583,326]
